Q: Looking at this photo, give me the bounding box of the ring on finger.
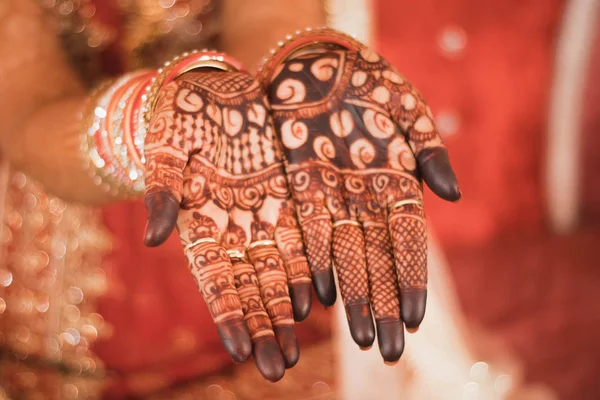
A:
[332,219,362,229]
[185,237,217,251]
[389,199,424,211]
[247,239,277,250]
[227,249,247,259]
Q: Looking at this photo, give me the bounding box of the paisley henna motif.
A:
[144,70,310,381]
[264,32,459,362]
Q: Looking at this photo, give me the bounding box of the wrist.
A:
[80,51,246,198]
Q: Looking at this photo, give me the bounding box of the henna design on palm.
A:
[267,43,459,362]
[143,71,312,381]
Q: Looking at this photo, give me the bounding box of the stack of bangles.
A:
[80,50,245,197]
[80,27,364,196]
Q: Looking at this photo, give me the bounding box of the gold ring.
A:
[226,249,246,259]
[247,240,277,250]
[389,199,424,211]
[332,219,362,229]
[185,237,217,251]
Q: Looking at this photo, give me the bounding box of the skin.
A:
[143,70,313,381]
[266,39,460,362]
[0,0,322,381]
[0,0,460,375]
[0,0,325,203]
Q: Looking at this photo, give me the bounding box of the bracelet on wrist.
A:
[81,51,246,198]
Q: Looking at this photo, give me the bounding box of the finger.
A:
[291,183,336,307]
[382,67,460,202]
[275,202,313,321]
[247,244,299,368]
[231,256,285,382]
[332,222,375,348]
[388,201,428,330]
[186,240,252,362]
[300,212,336,307]
[144,84,190,246]
[363,219,404,362]
[418,147,461,202]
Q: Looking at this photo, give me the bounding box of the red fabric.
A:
[375,0,563,248]
[96,201,232,396]
[375,1,600,398]
[582,21,600,221]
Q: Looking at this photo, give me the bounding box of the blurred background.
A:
[1,0,599,399]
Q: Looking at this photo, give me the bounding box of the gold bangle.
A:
[389,199,424,211]
[247,240,277,250]
[185,237,218,251]
[332,219,362,229]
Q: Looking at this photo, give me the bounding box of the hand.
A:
[143,70,312,381]
[267,43,460,362]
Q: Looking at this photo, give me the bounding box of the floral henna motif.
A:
[265,38,451,361]
[144,70,310,381]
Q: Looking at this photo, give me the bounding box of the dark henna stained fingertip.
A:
[252,336,286,382]
[273,326,300,368]
[376,318,405,362]
[216,318,253,363]
[346,302,376,348]
[312,269,337,307]
[144,191,180,247]
[290,282,313,322]
[401,289,427,330]
[417,148,461,202]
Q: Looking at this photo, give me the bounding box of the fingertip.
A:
[144,225,168,247]
[217,318,252,363]
[401,290,427,330]
[417,148,461,202]
[253,336,286,382]
[346,303,376,348]
[290,282,312,322]
[312,269,337,307]
[273,326,299,368]
[143,191,180,247]
[376,319,405,363]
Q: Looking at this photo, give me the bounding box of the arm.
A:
[0,0,325,204]
[0,0,113,204]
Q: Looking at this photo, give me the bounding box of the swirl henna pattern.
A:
[143,70,312,381]
[266,40,460,362]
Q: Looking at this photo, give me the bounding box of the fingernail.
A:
[384,360,400,366]
[406,327,419,334]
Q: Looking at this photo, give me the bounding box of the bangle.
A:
[81,51,246,197]
[81,71,156,196]
[257,27,365,88]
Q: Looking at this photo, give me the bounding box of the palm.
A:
[144,71,311,381]
[268,46,452,362]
